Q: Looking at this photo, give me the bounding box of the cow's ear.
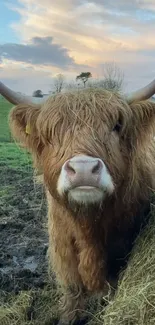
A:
[128,101,155,146]
[9,103,43,156]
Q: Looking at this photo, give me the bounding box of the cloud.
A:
[9,0,155,58]
[92,0,155,16]
[1,0,155,93]
[0,36,75,68]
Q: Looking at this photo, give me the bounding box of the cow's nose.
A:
[57,155,114,199]
[65,159,102,175]
[63,157,103,183]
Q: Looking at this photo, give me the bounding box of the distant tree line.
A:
[32,63,124,97]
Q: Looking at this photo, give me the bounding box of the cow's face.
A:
[9,89,155,208]
[36,90,131,207]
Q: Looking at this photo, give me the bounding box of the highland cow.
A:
[1,80,155,324]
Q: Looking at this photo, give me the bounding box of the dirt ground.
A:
[0,163,48,294]
[0,154,63,324]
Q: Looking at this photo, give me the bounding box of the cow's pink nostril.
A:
[65,161,76,175]
[92,161,102,174]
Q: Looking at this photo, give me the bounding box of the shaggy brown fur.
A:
[8,88,155,324]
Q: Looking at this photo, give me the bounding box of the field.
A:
[0,98,60,324]
[0,96,13,142]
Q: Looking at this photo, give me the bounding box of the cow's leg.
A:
[57,284,88,325]
[49,247,87,324]
[79,245,108,291]
[48,223,88,324]
[77,229,108,294]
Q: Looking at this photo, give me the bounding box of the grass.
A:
[0,96,13,142]
[0,141,59,325]
[0,143,60,325]
[0,95,59,324]
[0,142,32,169]
[0,142,33,200]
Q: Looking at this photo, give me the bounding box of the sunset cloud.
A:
[1,0,155,93]
[0,36,75,67]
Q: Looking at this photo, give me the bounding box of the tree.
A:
[33,89,43,97]
[76,72,92,88]
[100,62,124,92]
[53,73,65,93]
[86,63,124,92]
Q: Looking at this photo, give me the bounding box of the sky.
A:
[0,0,155,94]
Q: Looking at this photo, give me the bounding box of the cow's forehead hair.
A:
[36,88,132,139]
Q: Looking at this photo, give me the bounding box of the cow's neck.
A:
[46,190,151,287]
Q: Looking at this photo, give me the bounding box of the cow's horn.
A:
[0,81,48,105]
[127,79,155,104]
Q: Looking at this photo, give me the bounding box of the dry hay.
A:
[90,196,155,325]
[0,284,60,325]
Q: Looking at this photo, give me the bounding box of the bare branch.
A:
[53,74,65,93]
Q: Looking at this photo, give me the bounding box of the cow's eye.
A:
[112,120,122,133]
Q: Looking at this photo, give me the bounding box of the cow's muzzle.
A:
[57,155,114,205]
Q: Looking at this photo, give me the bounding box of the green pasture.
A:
[0,96,13,142]
[0,95,32,170]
